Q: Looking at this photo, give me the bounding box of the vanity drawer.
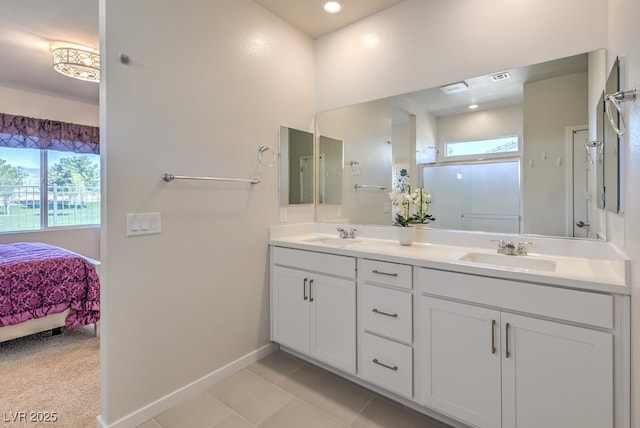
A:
[360,332,413,398]
[360,259,412,289]
[361,284,412,343]
[272,246,355,279]
[418,268,614,329]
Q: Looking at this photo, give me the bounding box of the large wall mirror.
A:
[315,50,609,240]
[278,126,314,205]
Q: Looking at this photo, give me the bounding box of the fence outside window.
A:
[0,185,100,231]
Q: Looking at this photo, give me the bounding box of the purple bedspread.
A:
[0,242,100,328]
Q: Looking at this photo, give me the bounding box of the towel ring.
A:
[258,145,276,168]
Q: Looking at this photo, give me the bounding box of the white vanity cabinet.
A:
[358,259,414,398]
[417,268,614,428]
[270,246,356,373]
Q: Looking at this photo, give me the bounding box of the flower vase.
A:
[396,225,415,246]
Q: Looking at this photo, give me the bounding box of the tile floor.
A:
[137,351,452,428]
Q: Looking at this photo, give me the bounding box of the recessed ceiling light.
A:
[469,104,479,109]
[323,1,343,14]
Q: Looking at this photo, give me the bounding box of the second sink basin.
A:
[302,237,362,248]
[459,252,557,272]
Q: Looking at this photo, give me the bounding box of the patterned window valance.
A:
[0,112,99,154]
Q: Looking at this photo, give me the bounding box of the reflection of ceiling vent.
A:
[490,71,511,82]
[440,81,469,94]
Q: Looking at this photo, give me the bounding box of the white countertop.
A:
[269,224,630,295]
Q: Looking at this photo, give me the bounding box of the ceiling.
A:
[1,0,586,115]
[254,0,407,39]
[398,53,589,118]
[0,0,99,104]
[0,0,405,105]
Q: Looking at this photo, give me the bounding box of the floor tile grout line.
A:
[245,358,365,427]
[346,395,376,426]
[205,371,293,427]
[202,387,259,428]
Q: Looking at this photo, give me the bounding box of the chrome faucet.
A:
[504,242,517,256]
[337,227,358,239]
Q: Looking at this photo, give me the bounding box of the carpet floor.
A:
[0,325,99,428]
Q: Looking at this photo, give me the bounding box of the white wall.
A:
[316,0,608,112]
[607,0,640,426]
[0,85,100,259]
[99,0,315,424]
[0,85,99,126]
[437,105,523,149]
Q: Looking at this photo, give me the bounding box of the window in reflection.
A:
[422,159,520,233]
[445,135,519,158]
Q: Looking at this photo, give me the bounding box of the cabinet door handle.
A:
[372,308,398,318]
[309,279,314,302]
[505,322,511,358]
[372,269,398,277]
[491,319,497,354]
[372,358,398,371]
[303,278,308,301]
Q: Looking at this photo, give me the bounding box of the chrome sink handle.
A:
[517,241,535,256]
[336,227,349,239]
[491,239,506,254]
[348,228,358,239]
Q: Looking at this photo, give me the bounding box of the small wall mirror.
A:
[279,126,314,205]
[318,135,344,205]
[604,57,621,213]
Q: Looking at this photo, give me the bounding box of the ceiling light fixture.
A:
[468,104,479,109]
[439,81,469,94]
[50,43,100,83]
[323,1,343,14]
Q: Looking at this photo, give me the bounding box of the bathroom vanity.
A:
[269,223,630,428]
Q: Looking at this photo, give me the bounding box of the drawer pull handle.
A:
[309,279,314,302]
[372,358,398,371]
[303,278,308,301]
[372,308,398,318]
[372,269,398,277]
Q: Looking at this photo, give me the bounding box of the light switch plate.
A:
[126,212,161,236]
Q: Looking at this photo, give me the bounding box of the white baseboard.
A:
[96,343,278,428]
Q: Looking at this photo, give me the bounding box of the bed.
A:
[0,242,100,343]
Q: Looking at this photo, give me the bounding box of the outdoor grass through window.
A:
[0,147,100,232]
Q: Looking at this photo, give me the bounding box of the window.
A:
[0,113,100,232]
[445,135,519,158]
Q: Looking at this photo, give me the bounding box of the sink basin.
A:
[302,237,362,248]
[458,252,556,272]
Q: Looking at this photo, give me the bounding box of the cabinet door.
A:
[310,273,356,373]
[501,313,613,428]
[271,266,310,354]
[418,297,502,428]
